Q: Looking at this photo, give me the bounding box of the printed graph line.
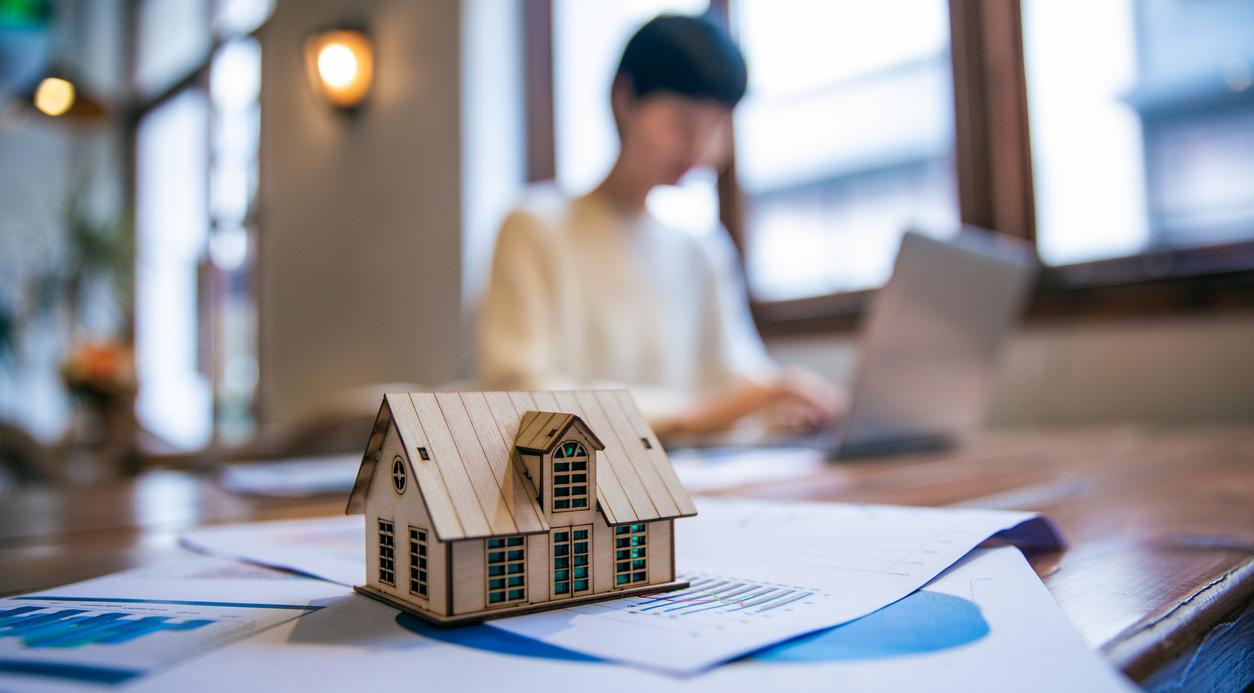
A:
[624,575,818,616]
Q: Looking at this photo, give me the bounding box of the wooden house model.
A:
[345,390,697,625]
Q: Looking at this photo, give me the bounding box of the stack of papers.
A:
[3,496,1134,691]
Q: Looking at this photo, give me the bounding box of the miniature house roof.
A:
[345,390,697,541]
[514,411,605,454]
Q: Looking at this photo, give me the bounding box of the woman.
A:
[478,14,843,439]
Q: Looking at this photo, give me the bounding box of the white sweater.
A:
[476,188,777,424]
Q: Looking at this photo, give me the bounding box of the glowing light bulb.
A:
[317,43,359,89]
[305,30,374,109]
[34,77,76,117]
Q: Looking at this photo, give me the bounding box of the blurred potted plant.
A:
[16,197,138,476]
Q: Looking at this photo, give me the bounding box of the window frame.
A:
[551,525,592,597]
[485,535,528,606]
[613,523,648,587]
[124,0,266,449]
[550,440,590,512]
[408,525,429,599]
[377,518,396,586]
[391,455,407,494]
[523,0,1254,335]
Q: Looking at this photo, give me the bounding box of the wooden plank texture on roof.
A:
[516,411,577,452]
[607,389,697,516]
[384,393,465,540]
[591,390,681,518]
[482,391,543,501]
[460,392,547,534]
[514,410,553,449]
[572,390,658,521]
[434,392,522,537]
[551,390,635,525]
[528,390,561,415]
[407,393,493,538]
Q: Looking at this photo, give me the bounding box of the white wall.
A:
[258,0,466,423]
[766,310,1254,427]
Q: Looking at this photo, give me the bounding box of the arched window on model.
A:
[551,440,589,512]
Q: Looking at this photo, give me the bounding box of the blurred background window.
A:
[135,0,212,96]
[1024,0,1254,266]
[542,0,1254,307]
[548,0,959,299]
[133,0,269,449]
[135,88,212,449]
[207,35,261,443]
[733,0,958,301]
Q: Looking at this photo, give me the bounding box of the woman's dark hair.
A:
[614,14,747,107]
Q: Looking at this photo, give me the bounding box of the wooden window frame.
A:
[377,519,395,586]
[523,0,1254,336]
[485,535,527,606]
[551,525,592,597]
[391,455,407,494]
[613,523,648,587]
[408,525,429,599]
[550,441,590,512]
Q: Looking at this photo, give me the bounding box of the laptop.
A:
[674,228,1038,459]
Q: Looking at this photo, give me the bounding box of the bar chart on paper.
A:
[590,573,823,628]
[0,595,322,689]
[630,574,817,615]
[491,497,1058,673]
[0,604,214,648]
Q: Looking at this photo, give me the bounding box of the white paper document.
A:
[183,497,1063,674]
[130,546,1133,692]
[0,556,350,693]
[183,514,367,585]
[494,497,1063,673]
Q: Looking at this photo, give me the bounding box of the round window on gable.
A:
[391,455,407,494]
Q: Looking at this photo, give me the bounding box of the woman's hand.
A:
[659,370,846,438]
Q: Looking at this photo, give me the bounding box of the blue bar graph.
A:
[0,606,213,649]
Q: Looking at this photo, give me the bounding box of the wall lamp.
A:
[304,27,374,112]
[22,70,106,123]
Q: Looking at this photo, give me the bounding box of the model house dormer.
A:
[514,411,605,517]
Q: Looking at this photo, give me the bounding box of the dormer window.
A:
[551,440,589,512]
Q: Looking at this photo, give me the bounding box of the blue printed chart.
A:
[0,596,321,688]
[0,604,214,650]
[401,584,989,665]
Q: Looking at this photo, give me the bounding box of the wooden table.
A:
[2,425,1251,690]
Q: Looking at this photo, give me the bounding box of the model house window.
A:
[486,536,526,605]
[614,523,647,586]
[378,519,395,585]
[392,456,407,494]
[551,441,589,511]
[409,526,428,598]
[552,526,591,596]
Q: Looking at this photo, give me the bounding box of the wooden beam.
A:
[522,0,556,182]
[949,0,1036,241]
